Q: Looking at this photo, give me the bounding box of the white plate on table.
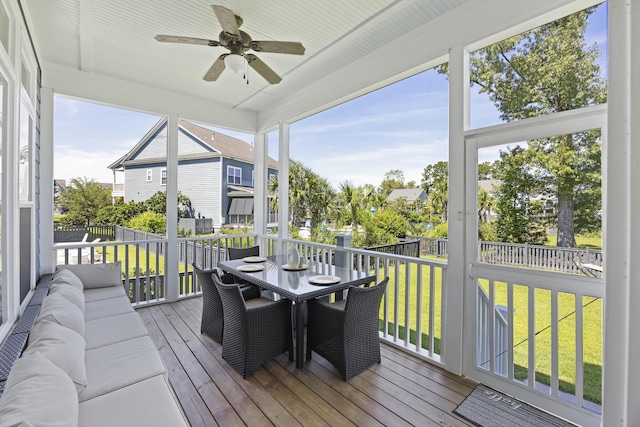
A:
[282,264,308,271]
[308,275,341,285]
[242,256,267,263]
[237,264,265,272]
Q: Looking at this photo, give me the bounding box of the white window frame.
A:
[227,165,241,185]
[146,169,152,182]
[161,168,167,186]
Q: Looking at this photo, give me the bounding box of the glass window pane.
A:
[19,101,31,203]
[477,128,603,276]
[470,3,608,129]
[21,59,32,100]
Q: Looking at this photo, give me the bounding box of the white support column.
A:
[253,132,267,244]
[38,87,55,274]
[165,114,179,301]
[278,122,290,254]
[602,1,638,426]
[443,44,469,374]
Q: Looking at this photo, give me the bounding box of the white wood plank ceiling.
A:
[21,0,593,132]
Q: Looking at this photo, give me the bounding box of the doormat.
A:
[453,384,577,427]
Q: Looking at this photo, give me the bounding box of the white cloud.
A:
[54,144,123,184]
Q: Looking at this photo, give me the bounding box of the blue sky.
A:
[54,3,607,189]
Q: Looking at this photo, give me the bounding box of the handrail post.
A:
[335,235,351,268]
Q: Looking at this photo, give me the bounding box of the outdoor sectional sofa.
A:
[0,262,188,427]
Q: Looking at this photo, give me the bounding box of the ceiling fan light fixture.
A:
[225,54,244,73]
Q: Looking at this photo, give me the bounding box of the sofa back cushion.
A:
[0,351,78,426]
[23,320,87,393]
[58,261,122,289]
[37,292,85,336]
[49,283,85,315]
[50,268,83,291]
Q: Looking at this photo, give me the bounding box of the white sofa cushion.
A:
[78,375,188,427]
[58,262,122,289]
[83,286,127,302]
[0,352,78,427]
[36,292,85,336]
[84,295,134,321]
[23,320,87,393]
[80,336,166,402]
[85,312,149,350]
[50,268,83,291]
[48,283,85,314]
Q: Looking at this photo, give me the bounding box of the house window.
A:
[227,166,241,185]
[146,169,152,182]
[161,169,167,185]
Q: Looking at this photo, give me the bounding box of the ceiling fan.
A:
[155,5,305,84]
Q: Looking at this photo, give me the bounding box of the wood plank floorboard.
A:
[136,298,477,427]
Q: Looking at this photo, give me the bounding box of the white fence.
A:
[409,236,603,276]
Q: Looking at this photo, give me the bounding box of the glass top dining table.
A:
[218,255,376,368]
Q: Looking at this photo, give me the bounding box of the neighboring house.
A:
[108,118,278,229]
[386,188,427,210]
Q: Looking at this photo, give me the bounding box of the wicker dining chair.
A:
[227,245,260,260]
[306,277,389,380]
[192,263,261,343]
[214,275,293,378]
[226,245,265,294]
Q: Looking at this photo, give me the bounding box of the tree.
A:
[361,209,408,247]
[421,161,449,222]
[268,160,337,235]
[95,201,141,226]
[142,191,194,218]
[477,187,494,224]
[421,161,448,195]
[338,181,372,231]
[378,169,405,196]
[58,177,112,226]
[464,9,606,246]
[493,146,547,244]
[478,162,497,180]
[126,211,166,235]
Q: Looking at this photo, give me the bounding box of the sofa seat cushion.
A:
[0,352,79,427]
[58,262,122,289]
[85,312,149,350]
[83,285,127,302]
[78,375,188,427]
[79,336,166,402]
[84,295,134,321]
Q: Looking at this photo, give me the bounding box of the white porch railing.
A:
[54,233,602,422]
[471,263,603,423]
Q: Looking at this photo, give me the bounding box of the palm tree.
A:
[338,181,372,231]
[477,187,494,223]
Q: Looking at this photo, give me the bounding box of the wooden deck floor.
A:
[137,297,478,427]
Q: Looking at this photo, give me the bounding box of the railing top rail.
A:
[54,239,167,248]
[478,240,603,254]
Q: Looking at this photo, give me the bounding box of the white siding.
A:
[132,125,213,161]
[124,164,167,202]
[177,159,222,225]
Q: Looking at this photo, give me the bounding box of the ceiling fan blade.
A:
[249,41,305,55]
[245,54,281,84]
[155,35,220,47]
[203,54,227,81]
[212,5,240,38]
